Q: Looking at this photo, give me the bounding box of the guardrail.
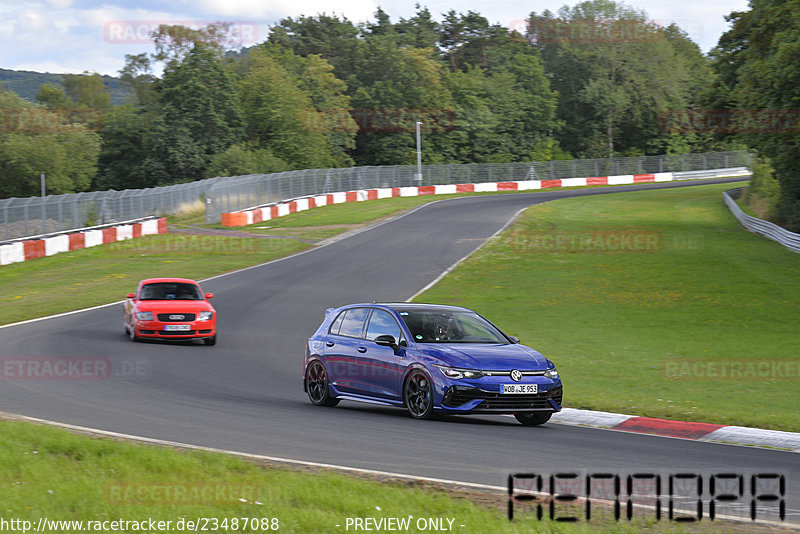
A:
[0,216,167,266]
[723,188,800,254]
[205,151,753,224]
[220,168,752,227]
[0,150,753,238]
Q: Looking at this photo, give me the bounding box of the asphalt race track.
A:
[1,177,797,524]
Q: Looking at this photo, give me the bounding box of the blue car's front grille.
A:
[443,385,562,412]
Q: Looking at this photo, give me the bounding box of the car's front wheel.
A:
[305,360,339,407]
[514,412,552,426]
[403,369,434,419]
[204,335,217,346]
[128,322,139,342]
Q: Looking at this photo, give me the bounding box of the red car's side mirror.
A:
[127,293,135,299]
[205,293,214,299]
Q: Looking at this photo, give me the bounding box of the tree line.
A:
[0,0,797,229]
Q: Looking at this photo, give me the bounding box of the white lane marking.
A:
[0,411,504,493]
[0,411,791,528]
[0,198,459,330]
[407,203,535,302]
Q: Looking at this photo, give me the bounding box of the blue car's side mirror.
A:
[374,335,398,349]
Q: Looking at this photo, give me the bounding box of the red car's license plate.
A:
[164,324,191,331]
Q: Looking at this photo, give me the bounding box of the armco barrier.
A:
[724,188,800,254]
[0,217,167,266]
[220,168,751,227]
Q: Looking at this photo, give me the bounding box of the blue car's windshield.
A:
[397,310,509,344]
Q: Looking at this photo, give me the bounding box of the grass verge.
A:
[0,192,508,326]
[0,419,770,533]
[414,183,800,431]
[0,234,308,326]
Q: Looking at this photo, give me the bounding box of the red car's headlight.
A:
[135,312,154,321]
[197,311,213,321]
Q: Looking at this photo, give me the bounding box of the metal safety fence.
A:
[723,188,800,254]
[203,151,752,223]
[0,150,752,240]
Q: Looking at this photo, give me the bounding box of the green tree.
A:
[143,44,244,184]
[350,37,454,165]
[530,0,692,158]
[0,89,100,197]
[238,46,341,170]
[714,0,800,229]
[268,15,362,82]
[394,5,440,49]
[205,142,290,177]
[35,84,71,109]
[94,104,150,189]
[263,45,357,167]
[62,72,111,111]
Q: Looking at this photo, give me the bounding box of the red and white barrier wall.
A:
[220,173,675,227]
[0,217,167,266]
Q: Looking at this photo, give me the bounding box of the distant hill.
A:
[0,68,134,106]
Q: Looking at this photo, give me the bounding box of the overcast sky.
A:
[1,0,750,76]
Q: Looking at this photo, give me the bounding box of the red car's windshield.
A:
[140,282,203,300]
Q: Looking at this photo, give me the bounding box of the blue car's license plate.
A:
[501,384,538,394]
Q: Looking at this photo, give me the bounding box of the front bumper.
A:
[440,384,563,413]
[134,321,216,339]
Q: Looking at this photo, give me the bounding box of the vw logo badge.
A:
[510,369,522,382]
[169,314,185,320]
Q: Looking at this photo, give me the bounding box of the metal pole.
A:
[415,121,422,183]
[41,172,46,234]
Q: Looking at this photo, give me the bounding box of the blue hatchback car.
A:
[303,303,562,425]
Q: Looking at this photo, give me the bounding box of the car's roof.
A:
[341,303,474,313]
[139,278,200,285]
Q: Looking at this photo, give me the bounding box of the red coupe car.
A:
[124,278,217,345]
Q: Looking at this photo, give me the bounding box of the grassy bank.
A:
[1,419,771,533]
[0,234,308,326]
[415,183,800,431]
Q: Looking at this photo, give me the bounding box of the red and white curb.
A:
[221,172,678,227]
[0,217,167,266]
[552,408,800,451]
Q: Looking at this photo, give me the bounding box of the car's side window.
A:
[365,309,404,343]
[328,311,346,335]
[337,308,370,338]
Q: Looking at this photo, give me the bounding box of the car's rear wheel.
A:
[204,335,217,346]
[403,369,434,419]
[305,360,339,407]
[514,412,552,426]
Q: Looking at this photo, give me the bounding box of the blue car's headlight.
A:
[544,367,559,380]
[433,365,484,380]
[198,311,213,321]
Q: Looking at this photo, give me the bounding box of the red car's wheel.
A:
[128,321,139,342]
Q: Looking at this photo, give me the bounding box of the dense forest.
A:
[0,69,132,106]
[0,0,798,229]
